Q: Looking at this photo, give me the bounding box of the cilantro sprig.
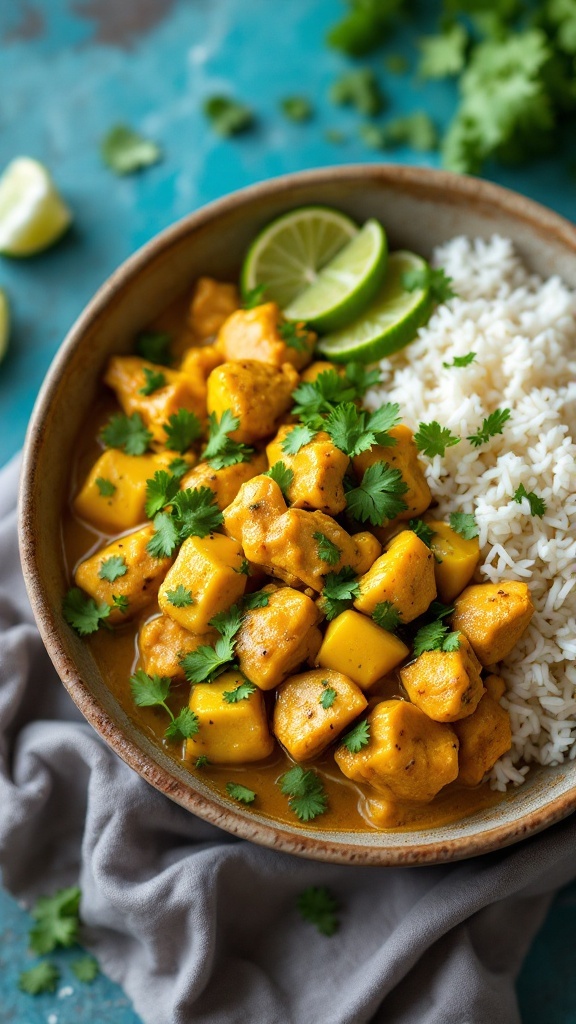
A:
[324,402,401,457]
[223,679,257,703]
[443,352,476,368]
[63,588,111,636]
[345,461,408,526]
[291,364,380,425]
[203,410,254,469]
[320,566,360,621]
[226,782,256,804]
[139,367,166,395]
[513,483,547,518]
[266,460,294,498]
[180,605,244,683]
[281,424,317,455]
[412,622,461,658]
[467,408,511,447]
[414,420,460,458]
[297,887,339,936]
[402,265,457,303]
[19,962,61,995]
[130,670,200,740]
[98,555,127,583]
[146,486,223,558]
[279,319,309,353]
[372,601,401,632]
[100,412,152,456]
[136,331,172,366]
[163,409,203,454]
[340,719,370,753]
[313,532,341,567]
[95,476,116,497]
[449,511,479,539]
[28,886,81,955]
[279,765,328,822]
[409,518,434,547]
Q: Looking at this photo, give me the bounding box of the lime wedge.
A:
[0,289,9,364]
[0,158,72,257]
[284,219,388,332]
[317,251,432,364]
[241,205,358,308]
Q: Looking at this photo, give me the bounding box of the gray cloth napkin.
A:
[1,453,575,1024]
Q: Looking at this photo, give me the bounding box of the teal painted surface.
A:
[0,2,575,1021]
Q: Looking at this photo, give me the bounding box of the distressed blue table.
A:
[0,2,575,1021]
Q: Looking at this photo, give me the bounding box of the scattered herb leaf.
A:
[100,412,152,456]
[443,352,476,368]
[203,95,254,136]
[95,476,116,497]
[413,622,461,657]
[19,961,60,995]
[163,408,203,454]
[266,460,294,497]
[345,461,408,526]
[279,765,328,822]
[329,68,386,116]
[320,686,337,709]
[63,588,110,636]
[449,511,479,539]
[467,408,511,447]
[223,680,257,703]
[321,566,360,621]
[372,601,401,632]
[203,410,254,469]
[166,585,194,608]
[313,532,341,567]
[341,719,370,753]
[101,124,162,175]
[71,956,99,983]
[414,420,460,458]
[281,424,316,456]
[226,782,256,803]
[402,265,456,302]
[28,886,81,956]
[513,483,547,517]
[280,96,313,121]
[98,555,127,583]
[297,886,339,936]
[136,331,172,366]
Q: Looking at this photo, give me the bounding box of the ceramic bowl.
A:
[19,165,576,865]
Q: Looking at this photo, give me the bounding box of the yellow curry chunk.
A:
[139,615,217,680]
[235,586,322,690]
[104,356,206,443]
[353,424,431,523]
[354,530,436,623]
[179,342,224,394]
[400,635,485,722]
[351,531,382,575]
[217,302,315,371]
[158,534,246,633]
[453,693,512,786]
[181,451,268,510]
[207,359,299,444]
[188,277,240,342]
[484,673,506,702]
[335,700,459,802]
[75,525,172,623]
[452,580,535,666]
[428,520,480,604]
[223,475,288,558]
[74,448,183,534]
[266,426,350,515]
[274,668,368,761]
[316,609,409,689]
[186,671,274,763]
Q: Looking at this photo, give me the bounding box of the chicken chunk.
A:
[217,302,315,370]
[335,700,459,803]
[428,520,480,604]
[158,534,246,633]
[484,673,506,702]
[223,475,288,557]
[400,635,485,722]
[188,277,240,342]
[75,526,172,623]
[266,426,350,515]
[316,609,409,689]
[352,424,431,523]
[351,532,382,575]
[186,671,274,763]
[274,668,368,761]
[104,356,206,443]
[453,693,512,786]
[179,342,224,394]
[452,581,534,665]
[354,529,437,623]
[235,586,322,690]
[180,451,268,510]
[207,360,299,444]
[139,615,217,680]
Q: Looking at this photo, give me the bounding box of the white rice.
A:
[364,235,576,789]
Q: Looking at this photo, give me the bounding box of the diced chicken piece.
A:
[274,668,368,761]
[266,426,350,515]
[484,673,506,702]
[428,520,480,604]
[75,526,171,623]
[354,529,436,623]
[139,615,217,680]
[351,532,382,575]
[452,581,535,666]
[186,671,274,763]
[207,360,299,444]
[104,356,206,444]
[352,424,431,523]
[400,635,485,722]
[235,586,322,690]
[179,342,224,393]
[299,360,341,383]
[180,451,268,510]
[223,475,288,556]
[158,534,246,633]
[217,302,315,370]
[316,609,409,689]
[453,693,512,786]
[335,700,459,802]
[188,277,240,342]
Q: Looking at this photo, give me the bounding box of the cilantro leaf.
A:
[130,669,171,707]
[203,410,254,469]
[361,112,438,152]
[180,605,243,683]
[166,585,194,608]
[210,604,244,641]
[341,719,370,753]
[402,265,456,302]
[98,555,127,583]
[95,476,116,497]
[235,558,251,576]
[324,402,400,457]
[320,686,337,709]
[418,23,468,80]
[223,680,257,703]
[513,483,547,517]
[163,409,203,454]
[279,765,328,822]
[329,68,386,115]
[449,511,479,539]
[280,95,314,122]
[326,0,403,57]
[146,511,179,558]
[412,622,461,657]
[100,412,152,456]
[165,707,200,740]
[279,319,309,352]
[145,470,181,518]
[442,631,461,652]
[266,460,294,497]
[136,331,172,366]
[19,961,61,995]
[139,366,166,395]
[345,461,408,526]
[63,588,111,636]
[195,755,210,768]
[467,408,511,447]
[281,424,316,455]
[372,601,402,632]
[71,956,99,983]
[226,782,256,804]
[203,95,254,136]
[321,566,360,621]
[101,124,162,175]
[291,365,380,425]
[313,531,341,567]
[167,457,189,479]
[427,600,455,621]
[242,590,270,610]
[28,886,81,956]
[171,487,224,540]
[297,886,339,936]
[243,283,268,308]
[443,352,477,368]
[112,594,129,613]
[414,420,460,458]
[409,518,434,547]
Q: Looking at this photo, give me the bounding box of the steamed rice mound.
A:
[365,235,576,789]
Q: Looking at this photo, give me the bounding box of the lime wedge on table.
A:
[318,251,432,364]
[284,219,388,332]
[0,289,9,364]
[0,158,72,257]
[241,205,358,308]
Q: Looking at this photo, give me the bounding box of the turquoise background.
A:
[0,1,575,1020]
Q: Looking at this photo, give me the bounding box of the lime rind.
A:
[317,251,432,364]
[0,289,8,364]
[0,157,72,257]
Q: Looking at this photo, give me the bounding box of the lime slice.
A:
[0,158,72,257]
[284,219,388,332]
[241,205,358,308]
[0,289,9,364]
[317,251,432,364]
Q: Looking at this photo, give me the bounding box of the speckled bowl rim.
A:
[19,164,576,865]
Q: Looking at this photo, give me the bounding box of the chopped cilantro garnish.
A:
[402,265,456,302]
[413,622,461,657]
[242,590,270,610]
[101,124,162,175]
[466,408,511,447]
[418,23,468,79]
[145,470,181,518]
[130,669,199,740]
[63,588,110,636]
[297,886,339,936]
[372,601,401,632]
[414,420,460,458]
[345,461,408,526]
[98,555,127,583]
[28,885,81,955]
[112,594,129,614]
[167,457,189,479]
[100,412,152,456]
[266,460,294,497]
[146,486,223,558]
[95,476,116,497]
[385,53,409,74]
[71,956,99,983]
[279,765,328,822]
[340,719,370,753]
[313,532,341,567]
[326,0,402,57]
[324,401,400,457]
[19,962,60,995]
[136,331,172,366]
[235,558,251,576]
[320,686,337,709]
[139,366,166,395]
[291,364,380,424]
[203,95,254,136]
[281,424,316,456]
[280,96,313,122]
[449,511,479,539]
[203,410,254,469]
[361,112,438,152]
[180,605,243,683]
[513,483,547,518]
[226,782,256,804]
[278,319,309,352]
[223,680,257,703]
[163,408,203,454]
[166,585,193,608]
[146,511,179,559]
[320,566,360,621]
[409,518,434,547]
[443,352,476,368]
[329,68,386,115]
[195,755,210,768]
